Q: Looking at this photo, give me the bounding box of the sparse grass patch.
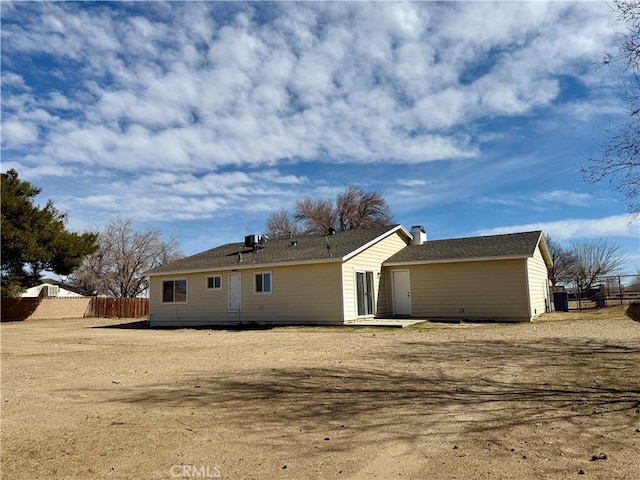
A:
[538,304,631,323]
[2,313,639,479]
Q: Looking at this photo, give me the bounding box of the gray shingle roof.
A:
[148,225,404,275]
[384,230,544,264]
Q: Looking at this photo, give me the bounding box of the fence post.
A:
[619,276,623,305]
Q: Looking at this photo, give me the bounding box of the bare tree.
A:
[582,0,640,215]
[336,185,393,230]
[568,238,627,295]
[265,208,302,239]
[275,185,394,235]
[69,218,183,297]
[545,235,576,286]
[293,197,337,234]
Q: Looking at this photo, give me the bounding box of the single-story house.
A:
[21,278,87,298]
[146,225,552,327]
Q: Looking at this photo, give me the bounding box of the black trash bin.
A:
[553,291,569,312]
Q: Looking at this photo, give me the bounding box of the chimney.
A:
[410,225,427,245]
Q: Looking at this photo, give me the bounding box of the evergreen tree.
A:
[1,169,98,296]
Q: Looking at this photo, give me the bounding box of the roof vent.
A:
[328,227,336,235]
[410,225,427,245]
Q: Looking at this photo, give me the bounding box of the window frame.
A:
[254,271,272,295]
[161,278,188,304]
[205,274,222,291]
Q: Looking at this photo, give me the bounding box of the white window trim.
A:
[161,278,188,304]
[205,274,222,291]
[254,271,272,295]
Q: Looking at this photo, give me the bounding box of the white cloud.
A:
[537,190,592,206]
[0,160,73,179]
[1,72,28,89]
[477,190,595,210]
[397,179,428,188]
[1,1,633,251]
[475,214,639,240]
[1,120,38,147]
[2,1,620,174]
[476,197,521,208]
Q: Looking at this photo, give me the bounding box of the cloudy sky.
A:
[2,1,638,271]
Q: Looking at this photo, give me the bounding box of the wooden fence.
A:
[86,297,149,318]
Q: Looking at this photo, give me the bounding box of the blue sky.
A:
[2,1,639,272]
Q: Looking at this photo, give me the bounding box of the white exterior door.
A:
[392,269,412,316]
[228,273,241,312]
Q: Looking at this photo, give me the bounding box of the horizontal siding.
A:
[149,263,344,326]
[527,245,550,317]
[342,231,408,321]
[149,274,226,326]
[408,259,531,321]
[239,263,344,324]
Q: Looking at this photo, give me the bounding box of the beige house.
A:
[383,229,552,322]
[146,225,552,327]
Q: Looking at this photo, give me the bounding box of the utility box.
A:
[553,291,569,312]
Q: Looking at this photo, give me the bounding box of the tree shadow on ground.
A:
[92,321,277,331]
[70,336,640,443]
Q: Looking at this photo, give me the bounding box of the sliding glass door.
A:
[356,271,374,316]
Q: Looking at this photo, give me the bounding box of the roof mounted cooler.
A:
[244,234,266,250]
[245,235,258,248]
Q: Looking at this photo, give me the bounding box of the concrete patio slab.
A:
[344,319,426,328]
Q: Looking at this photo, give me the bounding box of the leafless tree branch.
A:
[583,0,640,215]
[69,218,183,297]
[568,238,628,294]
[269,185,395,235]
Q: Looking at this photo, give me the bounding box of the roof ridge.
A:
[424,230,542,243]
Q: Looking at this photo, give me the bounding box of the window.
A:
[206,275,222,290]
[162,279,187,303]
[254,272,272,294]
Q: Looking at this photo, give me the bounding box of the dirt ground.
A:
[2,306,639,480]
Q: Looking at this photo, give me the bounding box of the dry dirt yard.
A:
[2,306,640,480]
